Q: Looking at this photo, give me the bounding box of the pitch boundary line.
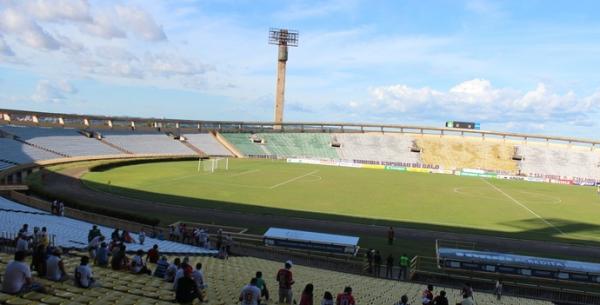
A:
[269,170,320,189]
[480,178,565,235]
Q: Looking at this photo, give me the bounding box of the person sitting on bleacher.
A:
[175,265,201,304]
[422,285,434,305]
[457,293,475,305]
[321,291,334,305]
[96,242,109,267]
[131,249,151,275]
[173,263,190,291]
[255,271,269,301]
[75,256,97,288]
[153,256,170,278]
[165,257,181,282]
[111,244,130,270]
[433,291,448,305]
[239,278,261,305]
[121,230,135,244]
[146,244,160,264]
[192,263,206,302]
[46,247,69,282]
[2,251,46,294]
[394,295,409,305]
[336,286,355,305]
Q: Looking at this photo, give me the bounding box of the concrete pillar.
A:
[274,44,288,128]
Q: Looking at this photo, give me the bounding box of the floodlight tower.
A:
[269,28,299,127]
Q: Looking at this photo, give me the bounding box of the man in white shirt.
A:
[192,263,206,301]
[239,278,261,305]
[2,251,45,294]
[46,247,68,281]
[165,257,181,282]
[88,236,104,259]
[16,234,29,253]
[131,250,151,275]
[75,256,97,288]
[173,263,188,291]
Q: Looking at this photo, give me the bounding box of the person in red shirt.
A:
[276,260,295,304]
[422,284,434,305]
[336,287,355,305]
[146,244,159,264]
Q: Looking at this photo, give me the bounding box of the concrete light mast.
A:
[269,28,299,128]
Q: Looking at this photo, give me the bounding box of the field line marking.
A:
[269,170,319,189]
[480,178,565,235]
[229,169,260,177]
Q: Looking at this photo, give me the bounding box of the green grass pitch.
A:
[82,158,600,245]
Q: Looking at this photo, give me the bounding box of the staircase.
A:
[181,140,207,156]
[97,138,133,155]
[14,138,69,158]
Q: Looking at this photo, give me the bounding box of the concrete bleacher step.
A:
[14,138,68,158]
[180,140,206,156]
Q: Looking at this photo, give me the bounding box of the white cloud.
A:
[82,13,126,39]
[363,79,600,123]
[114,5,167,41]
[32,79,77,103]
[144,53,209,77]
[23,0,91,23]
[0,7,61,50]
[0,35,15,56]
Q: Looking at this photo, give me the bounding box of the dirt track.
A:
[43,166,600,260]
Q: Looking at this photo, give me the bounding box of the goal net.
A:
[198,158,229,173]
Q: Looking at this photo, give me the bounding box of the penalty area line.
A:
[269,170,319,189]
[480,178,565,235]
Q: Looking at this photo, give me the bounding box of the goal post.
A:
[198,158,229,173]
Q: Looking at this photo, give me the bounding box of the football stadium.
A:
[2,1,600,305]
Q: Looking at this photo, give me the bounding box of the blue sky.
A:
[1,0,600,139]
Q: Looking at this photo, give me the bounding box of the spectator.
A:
[373,250,382,277]
[74,256,97,288]
[139,229,146,245]
[386,254,394,278]
[225,234,233,255]
[173,263,188,291]
[494,280,503,300]
[458,294,475,305]
[18,224,29,236]
[31,244,47,277]
[147,244,160,264]
[51,200,58,215]
[299,283,314,305]
[16,233,29,253]
[387,226,395,245]
[153,256,170,278]
[58,201,64,216]
[192,263,206,301]
[432,290,448,305]
[88,235,105,260]
[175,265,201,304]
[398,254,409,280]
[46,247,68,282]
[422,285,434,305]
[321,291,334,305]
[165,258,181,282]
[88,225,102,242]
[2,251,45,294]
[32,227,40,247]
[122,230,135,244]
[276,260,295,304]
[111,229,120,242]
[366,249,374,274]
[96,242,109,267]
[38,227,49,248]
[461,283,474,299]
[395,295,409,305]
[111,244,129,270]
[256,271,269,301]
[239,278,261,305]
[131,250,151,275]
[216,229,223,249]
[336,286,355,305]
